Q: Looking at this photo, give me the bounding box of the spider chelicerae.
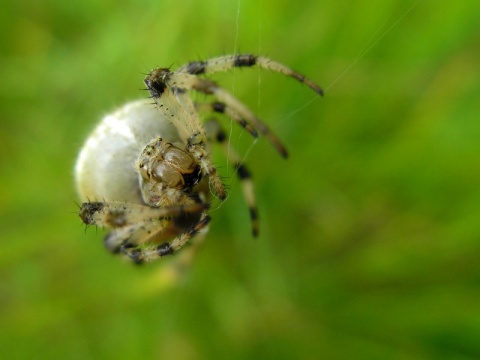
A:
[76,54,322,264]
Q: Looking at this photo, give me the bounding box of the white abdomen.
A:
[75,99,181,204]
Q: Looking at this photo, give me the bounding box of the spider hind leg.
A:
[120,213,211,264]
[80,201,210,263]
[204,119,259,237]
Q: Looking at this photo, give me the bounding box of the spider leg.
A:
[80,200,210,264]
[79,201,208,228]
[121,213,211,264]
[195,101,258,138]
[189,75,289,157]
[148,70,289,157]
[203,83,288,157]
[103,219,168,253]
[177,54,323,96]
[145,78,200,143]
[143,75,226,200]
[204,119,259,237]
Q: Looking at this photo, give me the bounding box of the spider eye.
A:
[143,145,155,157]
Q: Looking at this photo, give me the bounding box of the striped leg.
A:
[177,54,323,96]
[149,71,289,158]
[79,201,209,262]
[204,119,259,237]
[121,213,211,264]
[79,201,208,228]
[195,101,258,138]
[145,55,322,159]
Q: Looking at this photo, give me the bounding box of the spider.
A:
[76,54,322,264]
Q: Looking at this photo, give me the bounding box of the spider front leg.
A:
[178,54,323,96]
[162,72,289,157]
[175,54,323,157]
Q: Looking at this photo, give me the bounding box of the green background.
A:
[1,0,479,359]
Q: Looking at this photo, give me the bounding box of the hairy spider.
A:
[76,54,322,264]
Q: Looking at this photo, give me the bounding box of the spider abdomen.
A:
[75,99,182,204]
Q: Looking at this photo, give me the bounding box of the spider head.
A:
[137,137,202,206]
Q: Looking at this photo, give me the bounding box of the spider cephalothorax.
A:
[76,54,322,264]
[137,137,203,206]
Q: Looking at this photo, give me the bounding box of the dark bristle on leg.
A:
[233,54,257,67]
[124,247,144,265]
[185,61,207,75]
[157,243,174,256]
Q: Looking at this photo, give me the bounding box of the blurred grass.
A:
[1,0,480,359]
